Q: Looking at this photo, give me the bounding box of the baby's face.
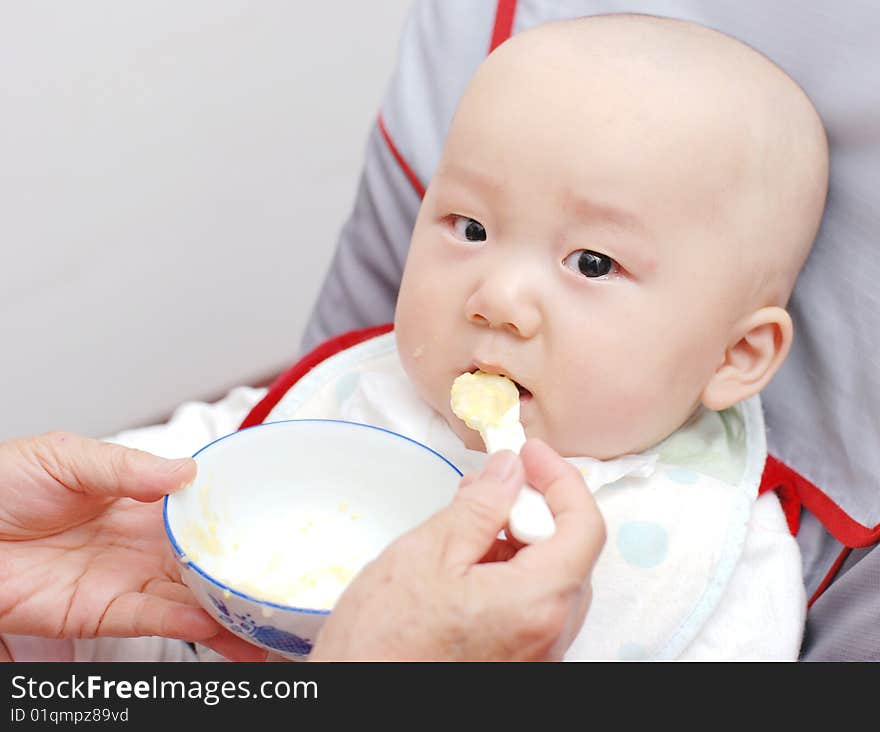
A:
[395,46,766,458]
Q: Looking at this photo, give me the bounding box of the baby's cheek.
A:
[398,339,444,413]
[542,371,658,457]
[395,285,440,358]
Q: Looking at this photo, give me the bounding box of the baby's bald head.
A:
[450,13,829,308]
[399,14,830,457]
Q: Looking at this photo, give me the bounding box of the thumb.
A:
[32,431,196,503]
[435,450,523,569]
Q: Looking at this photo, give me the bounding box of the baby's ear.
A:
[701,307,793,411]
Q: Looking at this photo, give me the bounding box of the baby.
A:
[256,14,828,660]
[52,13,823,662]
[397,15,827,463]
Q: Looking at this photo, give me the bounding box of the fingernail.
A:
[483,451,518,483]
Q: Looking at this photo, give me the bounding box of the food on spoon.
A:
[450,370,555,543]
[450,370,519,432]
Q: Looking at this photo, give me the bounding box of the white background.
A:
[0,1,412,441]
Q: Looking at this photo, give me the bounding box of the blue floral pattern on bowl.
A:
[209,594,313,656]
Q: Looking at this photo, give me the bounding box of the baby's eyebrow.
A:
[433,164,503,195]
[562,192,648,237]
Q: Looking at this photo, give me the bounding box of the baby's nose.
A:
[465,272,541,338]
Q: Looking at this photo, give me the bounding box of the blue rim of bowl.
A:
[163,418,463,616]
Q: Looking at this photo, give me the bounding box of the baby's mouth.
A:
[514,381,533,402]
[466,366,533,402]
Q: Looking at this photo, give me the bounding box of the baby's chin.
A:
[553,429,668,461]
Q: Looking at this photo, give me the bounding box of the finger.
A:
[433,450,524,569]
[458,470,480,490]
[516,439,606,578]
[200,629,269,662]
[100,588,267,662]
[96,592,222,642]
[144,578,201,607]
[33,432,196,502]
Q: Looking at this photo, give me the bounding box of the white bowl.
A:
[164,419,461,659]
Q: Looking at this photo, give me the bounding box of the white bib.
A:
[265,333,785,660]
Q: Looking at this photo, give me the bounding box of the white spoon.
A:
[450,371,556,543]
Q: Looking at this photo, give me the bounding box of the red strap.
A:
[238,323,394,430]
[759,454,879,548]
[808,546,853,609]
[758,455,804,536]
[377,1,518,200]
[377,114,426,199]
[489,0,518,53]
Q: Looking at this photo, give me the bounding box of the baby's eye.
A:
[451,215,487,243]
[562,249,617,278]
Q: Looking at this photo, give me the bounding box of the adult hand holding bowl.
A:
[164,419,461,659]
